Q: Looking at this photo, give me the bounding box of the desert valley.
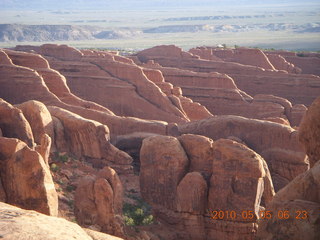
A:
[0,0,320,240]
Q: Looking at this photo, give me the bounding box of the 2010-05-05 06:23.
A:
[208,209,309,220]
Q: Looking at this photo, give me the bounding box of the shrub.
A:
[123,196,154,226]
[50,163,60,172]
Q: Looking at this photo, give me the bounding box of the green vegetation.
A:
[52,152,69,163]
[66,185,76,192]
[123,195,154,226]
[50,163,60,172]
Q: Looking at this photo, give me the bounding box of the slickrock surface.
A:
[0,202,124,240]
[0,137,58,216]
[136,45,320,106]
[140,135,274,240]
[179,115,308,191]
[75,167,124,237]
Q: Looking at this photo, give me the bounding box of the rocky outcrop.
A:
[74,166,124,237]
[142,66,213,120]
[48,106,133,173]
[256,96,320,240]
[0,48,170,138]
[16,100,54,146]
[283,53,320,76]
[256,161,320,240]
[140,135,274,240]
[0,137,58,216]
[299,97,320,167]
[266,53,301,74]
[0,98,34,148]
[14,45,190,124]
[140,136,189,210]
[141,59,305,126]
[179,115,308,191]
[0,202,124,240]
[136,45,320,106]
[205,47,276,70]
[5,49,113,114]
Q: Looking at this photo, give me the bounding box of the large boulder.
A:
[0,137,58,216]
[0,202,123,240]
[48,106,133,173]
[140,136,189,210]
[74,167,124,237]
[16,100,54,145]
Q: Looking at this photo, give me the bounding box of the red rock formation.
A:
[256,96,320,240]
[16,100,54,145]
[0,137,58,216]
[142,66,213,120]
[48,106,133,173]
[206,47,276,70]
[256,161,320,240]
[142,60,306,125]
[14,45,190,124]
[299,97,320,167]
[140,135,274,240]
[0,48,169,138]
[74,166,124,237]
[136,45,320,106]
[266,53,301,73]
[0,98,34,148]
[283,53,320,76]
[179,115,308,191]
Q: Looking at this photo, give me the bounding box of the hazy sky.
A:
[1,0,319,10]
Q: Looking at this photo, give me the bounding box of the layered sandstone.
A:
[13,44,190,124]
[141,57,306,126]
[0,48,170,138]
[136,45,320,106]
